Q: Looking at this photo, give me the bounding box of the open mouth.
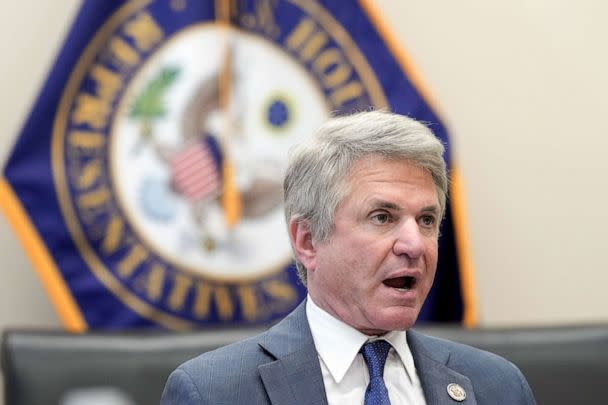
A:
[383,276,416,291]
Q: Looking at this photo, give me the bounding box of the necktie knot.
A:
[360,340,392,405]
[360,340,392,378]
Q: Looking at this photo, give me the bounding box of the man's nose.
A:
[392,218,425,259]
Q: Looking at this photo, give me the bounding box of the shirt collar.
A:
[306,295,418,384]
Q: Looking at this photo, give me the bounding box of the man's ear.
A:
[288,219,317,272]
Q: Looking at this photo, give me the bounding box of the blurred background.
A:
[2,1,608,404]
[1,0,607,340]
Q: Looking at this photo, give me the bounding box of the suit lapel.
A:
[257,301,328,405]
[255,303,480,405]
[408,330,477,405]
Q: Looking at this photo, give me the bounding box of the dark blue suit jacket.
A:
[162,301,536,404]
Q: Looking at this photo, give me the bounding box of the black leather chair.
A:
[1,327,263,405]
[3,324,608,404]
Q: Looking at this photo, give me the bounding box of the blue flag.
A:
[1,0,475,330]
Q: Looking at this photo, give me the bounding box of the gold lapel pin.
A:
[447,383,467,402]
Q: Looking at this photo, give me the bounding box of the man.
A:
[161,111,536,404]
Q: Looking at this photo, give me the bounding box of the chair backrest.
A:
[3,325,608,404]
[415,324,608,404]
[1,327,262,405]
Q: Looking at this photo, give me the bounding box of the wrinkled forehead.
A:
[337,155,439,206]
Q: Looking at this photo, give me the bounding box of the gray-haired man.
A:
[162,111,536,405]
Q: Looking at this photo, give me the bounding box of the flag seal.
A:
[4,0,469,329]
[49,0,395,329]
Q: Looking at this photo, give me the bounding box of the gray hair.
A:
[284,110,448,284]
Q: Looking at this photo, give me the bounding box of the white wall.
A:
[377,0,608,325]
[1,0,607,332]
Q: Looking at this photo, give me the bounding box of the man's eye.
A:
[420,215,436,227]
[371,213,391,224]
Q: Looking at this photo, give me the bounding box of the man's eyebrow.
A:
[368,200,440,214]
[420,205,440,214]
[369,200,401,211]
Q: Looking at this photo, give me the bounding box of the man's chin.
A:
[359,311,419,335]
[384,308,420,330]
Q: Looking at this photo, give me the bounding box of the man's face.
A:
[305,157,440,335]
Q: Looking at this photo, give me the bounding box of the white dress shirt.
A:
[306,296,427,405]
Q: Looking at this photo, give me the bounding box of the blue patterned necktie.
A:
[360,340,392,405]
